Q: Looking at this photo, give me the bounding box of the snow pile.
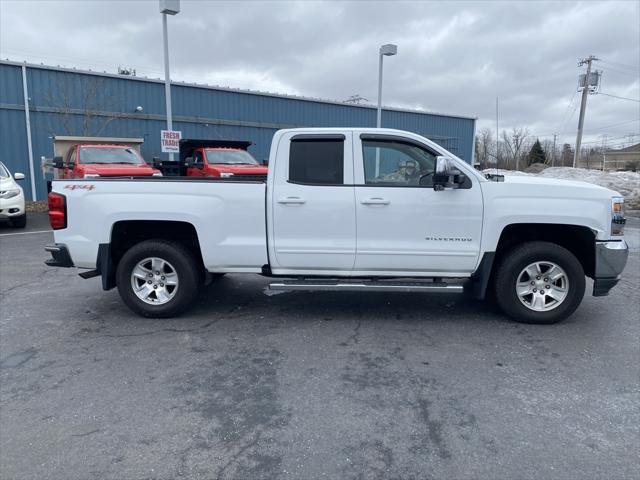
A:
[483,167,640,209]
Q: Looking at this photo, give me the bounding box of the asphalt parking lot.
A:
[1,214,638,480]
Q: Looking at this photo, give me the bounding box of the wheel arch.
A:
[472,223,596,299]
[97,220,205,290]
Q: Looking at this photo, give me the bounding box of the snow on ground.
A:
[482,167,640,209]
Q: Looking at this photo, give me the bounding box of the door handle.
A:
[361,197,390,205]
[278,196,306,204]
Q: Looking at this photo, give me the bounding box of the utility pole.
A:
[601,134,608,171]
[495,96,499,169]
[573,55,599,168]
[552,133,557,167]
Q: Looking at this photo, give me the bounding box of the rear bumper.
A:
[593,240,628,296]
[45,243,74,268]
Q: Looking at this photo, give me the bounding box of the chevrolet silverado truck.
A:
[44,128,629,324]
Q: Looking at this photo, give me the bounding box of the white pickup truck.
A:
[45,128,629,324]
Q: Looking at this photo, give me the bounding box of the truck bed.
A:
[53,177,268,271]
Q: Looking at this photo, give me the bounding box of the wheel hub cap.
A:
[516,261,569,312]
[130,257,179,305]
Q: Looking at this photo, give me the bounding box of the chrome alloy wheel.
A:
[130,257,179,305]
[515,261,569,312]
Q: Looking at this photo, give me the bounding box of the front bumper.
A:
[593,240,628,296]
[0,193,25,219]
[45,243,74,268]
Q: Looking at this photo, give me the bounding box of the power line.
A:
[583,118,640,132]
[580,133,639,145]
[601,66,638,77]
[554,89,578,134]
[534,118,640,138]
[598,92,640,103]
[600,59,639,72]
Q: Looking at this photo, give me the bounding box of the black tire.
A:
[116,239,200,318]
[494,241,585,324]
[10,214,26,228]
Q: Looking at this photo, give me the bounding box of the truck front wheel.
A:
[494,241,585,324]
[116,240,200,318]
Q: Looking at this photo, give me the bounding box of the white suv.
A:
[0,162,26,228]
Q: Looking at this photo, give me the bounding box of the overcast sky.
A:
[1,0,638,148]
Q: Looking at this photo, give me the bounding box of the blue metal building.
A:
[0,60,476,200]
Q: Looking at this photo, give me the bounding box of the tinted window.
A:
[289,139,344,185]
[362,140,436,186]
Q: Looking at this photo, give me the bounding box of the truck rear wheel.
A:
[494,241,585,324]
[116,240,200,318]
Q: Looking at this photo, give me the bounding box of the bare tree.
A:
[501,127,530,171]
[44,77,124,137]
[475,127,494,169]
[541,139,555,165]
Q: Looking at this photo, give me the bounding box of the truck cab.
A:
[59,144,161,179]
[180,139,267,180]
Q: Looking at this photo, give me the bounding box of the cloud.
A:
[1,0,638,146]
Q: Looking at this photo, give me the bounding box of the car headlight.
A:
[83,173,100,179]
[220,172,234,178]
[152,172,163,177]
[0,189,21,199]
[611,197,626,236]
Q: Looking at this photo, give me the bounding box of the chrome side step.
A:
[269,278,465,293]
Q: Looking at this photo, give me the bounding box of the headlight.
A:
[83,173,100,179]
[0,189,20,199]
[611,197,626,236]
[220,172,234,178]
[152,172,163,177]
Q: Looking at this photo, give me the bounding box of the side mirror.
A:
[433,156,466,190]
[184,156,195,168]
[53,156,64,169]
[14,172,25,180]
[262,158,269,166]
[152,156,162,168]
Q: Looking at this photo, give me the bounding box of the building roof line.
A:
[0,59,478,121]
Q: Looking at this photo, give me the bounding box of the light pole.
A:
[376,44,397,128]
[160,0,180,161]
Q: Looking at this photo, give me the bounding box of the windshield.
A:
[80,147,145,165]
[205,149,258,165]
[0,162,9,178]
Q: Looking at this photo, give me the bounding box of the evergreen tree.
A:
[527,139,546,166]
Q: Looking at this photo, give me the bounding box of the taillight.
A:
[48,192,67,230]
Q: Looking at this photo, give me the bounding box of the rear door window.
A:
[289,138,344,185]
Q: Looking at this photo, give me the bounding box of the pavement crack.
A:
[0,269,58,300]
[98,319,220,338]
[342,318,362,346]
[215,429,264,479]
[71,429,101,438]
